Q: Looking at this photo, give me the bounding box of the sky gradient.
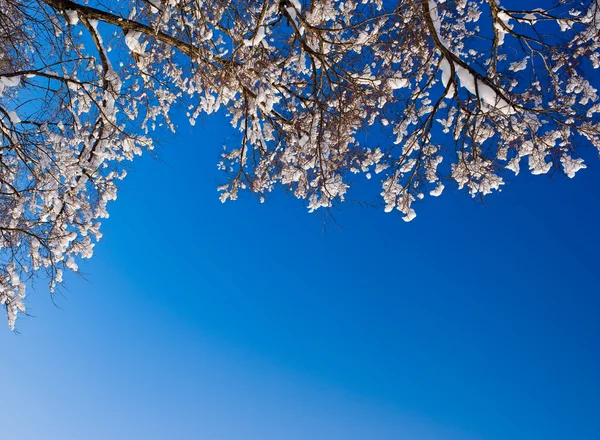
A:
[1,111,599,440]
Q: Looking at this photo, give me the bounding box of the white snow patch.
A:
[439,57,455,97]
[402,209,416,222]
[244,26,266,47]
[388,76,409,90]
[7,110,20,124]
[430,182,444,197]
[125,31,147,54]
[561,155,586,178]
[0,75,21,97]
[66,10,79,25]
[509,58,528,72]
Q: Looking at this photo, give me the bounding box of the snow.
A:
[148,0,160,13]
[388,76,409,90]
[243,26,266,47]
[509,58,528,72]
[440,57,451,87]
[477,80,513,114]
[558,19,571,32]
[125,31,147,54]
[561,155,586,178]
[493,22,506,46]
[0,75,21,96]
[402,209,416,222]
[456,65,476,95]
[506,157,520,175]
[7,110,20,124]
[428,0,446,45]
[66,10,79,25]
[0,76,21,87]
[439,57,455,97]
[497,11,513,26]
[453,66,514,114]
[430,183,444,197]
[494,10,514,46]
[286,6,297,22]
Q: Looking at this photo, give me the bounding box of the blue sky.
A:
[1,109,599,439]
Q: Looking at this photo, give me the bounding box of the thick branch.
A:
[43,0,204,58]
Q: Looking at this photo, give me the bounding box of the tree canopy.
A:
[1,0,599,328]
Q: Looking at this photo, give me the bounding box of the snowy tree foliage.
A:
[1,0,600,328]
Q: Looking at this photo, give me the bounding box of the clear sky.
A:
[1,108,598,440]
